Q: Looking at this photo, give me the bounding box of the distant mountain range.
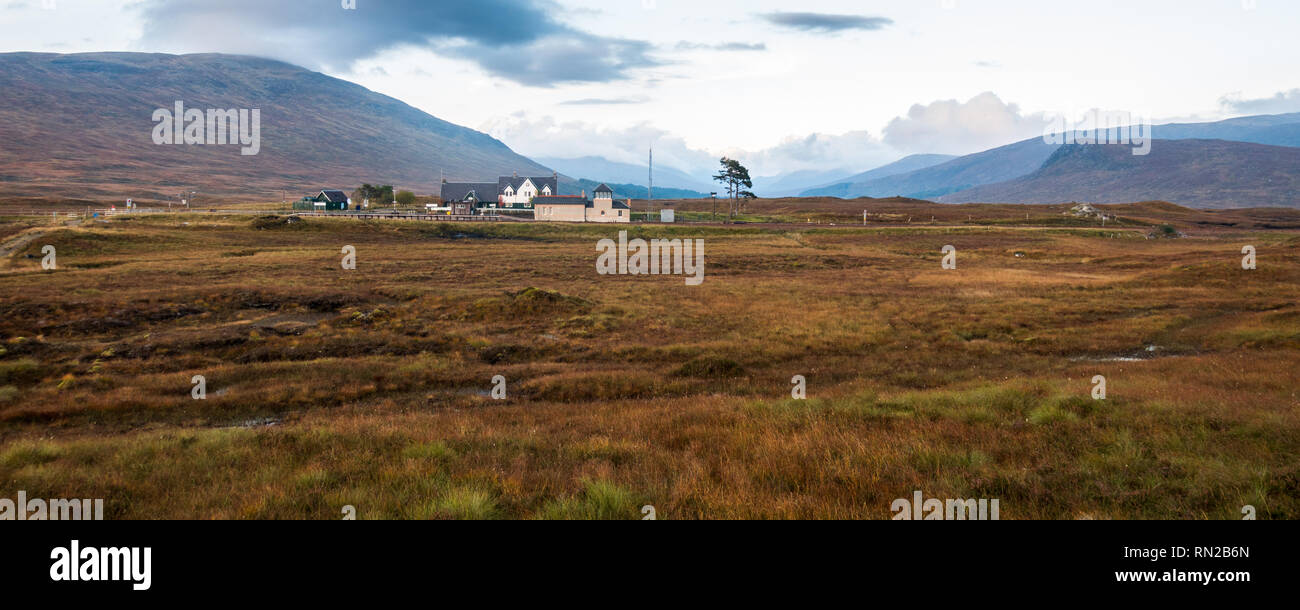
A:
[754,168,858,197]
[798,154,958,198]
[567,179,708,200]
[0,52,554,201]
[802,113,1300,208]
[539,156,715,195]
[941,139,1300,208]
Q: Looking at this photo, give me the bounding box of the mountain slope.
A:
[804,139,1060,200]
[538,156,713,194]
[0,52,552,201]
[1152,112,1300,147]
[807,113,1300,201]
[940,139,1300,209]
[798,154,958,197]
[755,168,857,197]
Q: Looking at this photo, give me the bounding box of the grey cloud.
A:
[760,12,892,33]
[136,0,659,86]
[1219,89,1300,115]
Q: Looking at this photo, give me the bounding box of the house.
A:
[440,173,560,214]
[439,182,498,216]
[499,173,559,209]
[292,190,351,211]
[534,184,630,223]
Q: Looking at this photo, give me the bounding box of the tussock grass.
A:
[0,214,1297,519]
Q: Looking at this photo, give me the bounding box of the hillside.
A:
[755,168,857,197]
[806,113,1300,202]
[798,154,958,197]
[803,138,1060,200]
[0,52,553,202]
[942,139,1300,208]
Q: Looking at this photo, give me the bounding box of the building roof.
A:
[319,190,348,204]
[500,176,558,194]
[533,196,590,206]
[594,183,614,195]
[611,200,631,210]
[441,182,498,202]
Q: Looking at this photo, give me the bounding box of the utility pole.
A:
[648,146,653,203]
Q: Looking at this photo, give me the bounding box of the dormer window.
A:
[504,186,514,196]
[542,186,552,196]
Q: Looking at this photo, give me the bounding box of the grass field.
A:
[1,201,1297,519]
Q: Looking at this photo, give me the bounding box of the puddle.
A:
[223,417,282,430]
[1071,345,1189,363]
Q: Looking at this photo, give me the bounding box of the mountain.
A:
[567,179,707,200]
[797,154,958,197]
[803,139,1061,200]
[755,168,857,197]
[0,52,553,202]
[1151,112,1300,148]
[940,139,1300,209]
[805,113,1300,202]
[538,156,714,195]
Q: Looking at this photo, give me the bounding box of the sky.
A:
[4,0,1300,180]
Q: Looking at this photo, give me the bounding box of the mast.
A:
[648,147,654,201]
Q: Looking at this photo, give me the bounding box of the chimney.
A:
[513,171,518,178]
[582,190,586,198]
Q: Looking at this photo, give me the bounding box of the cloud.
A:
[483,114,898,180]
[1218,89,1300,115]
[722,132,895,177]
[882,92,1051,155]
[135,0,659,86]
[760,12,893,33]
[559,98,647,106]
[675,41,767,52]
[482,114,717,178]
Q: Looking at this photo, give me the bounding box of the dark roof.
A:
[533,196,590,206]
[499,176,558,194]
[319,190,348,204]
[594,183,614,194]
[611,201,631,210]
[441,182,498,202]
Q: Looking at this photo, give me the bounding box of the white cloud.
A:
[486,94,1050,179]
[481,114,716,178]
[883,92,1050,155]
[721,131,896,177]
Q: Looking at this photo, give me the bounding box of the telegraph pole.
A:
[648,146,653,202]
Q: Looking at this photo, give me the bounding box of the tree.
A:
[395,190,417,206]
[353,184,395,207]
[712,157,754,223]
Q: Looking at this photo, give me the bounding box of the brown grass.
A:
[0,210,1296,519]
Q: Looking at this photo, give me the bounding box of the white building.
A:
[499,174,557,207]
